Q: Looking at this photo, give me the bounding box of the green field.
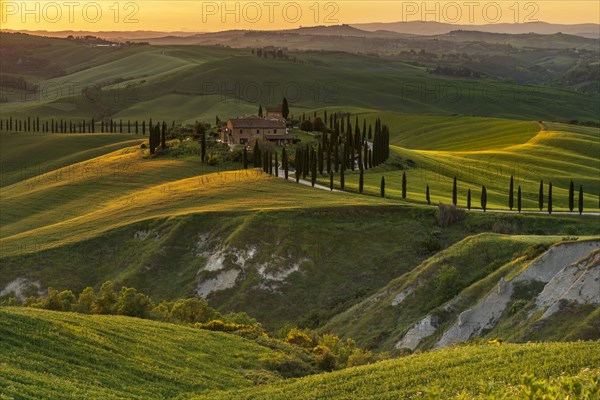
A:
[0,307,274,400]
[200,341,600,399]
[2,34,599,122]
[318,116,600,212]
[1,308,598,400]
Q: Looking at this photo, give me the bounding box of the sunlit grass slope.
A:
[0,307,274,400]
[0,142,391,256]
[0,132,142,187]
[341,121,600,211]
[194,341,600,400]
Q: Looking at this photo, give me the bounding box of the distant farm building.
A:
[221,115,292,145]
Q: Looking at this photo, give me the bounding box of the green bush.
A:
[285,328,314,348]
[259,351,314,378]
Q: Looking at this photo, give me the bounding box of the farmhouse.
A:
[221,115,292,145]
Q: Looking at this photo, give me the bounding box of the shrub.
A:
[93,281,117,314]
[169,297,219,324]
[194,320,245,332]
[510,299,529,315]
[347,347,375,367]
[312,344,337,371]
[116,287,154,318]
[42,288,75,312]
[285,328,314,348]
[435,203,465,227]
[299,119,313,131]
[259,351,314,378]
[76,287,96,314]
[419,229,442,254]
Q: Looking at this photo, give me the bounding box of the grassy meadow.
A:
[0,307,275,400]
[193,341,600,400]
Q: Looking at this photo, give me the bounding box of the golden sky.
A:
[1,1,598,32]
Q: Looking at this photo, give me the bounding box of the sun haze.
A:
[1,0,599,32]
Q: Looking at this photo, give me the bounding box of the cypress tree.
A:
[200,131,206,162]
[426,184,431,205]
[310,148,316,187]
[517,186,522,213]
[380,176,385,198]
[295,149,300,183]
[330,172,334,191]
[258,104,263,117]
[142,120,146,135]
[326,142,332,173]
[318,142,324,175]
[509,175,514,210]
[481,185,487,212]
[303,146,309,178]
[135,121,139,134]
[340,166,345,189]
[359,169,364,193]
[538,180,544,211]
[119,120,123,133]
[275,152,279,178]
[452,177,457,206]
[270,152,274,175]
[282,97,289,119]
[254,142,260,167]
[149,124,156,155]
[578,185,583,215]
[283,148,288,180]
[161,122,166,149]
[568,180,575,212]
[402,172,407,199]
[548,182,553,214]
[334,134,339,172]
[467,188,471,210]
[243,147,248,169]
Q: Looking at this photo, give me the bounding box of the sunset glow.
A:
[1,0,599,32]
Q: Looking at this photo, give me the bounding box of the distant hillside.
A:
[352,21,600,39]
[0,29,200,41]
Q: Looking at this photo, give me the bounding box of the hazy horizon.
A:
[2,1,599,33]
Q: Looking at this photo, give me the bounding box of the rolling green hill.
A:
[194,341,600,400]
[0,307,275,400]
[1,120,598,336]
[2,308,598,400]
[2,33,599,122]
[330,118,600,211]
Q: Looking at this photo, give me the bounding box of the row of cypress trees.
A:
[1,116,156,135]
[419,175,587,214]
